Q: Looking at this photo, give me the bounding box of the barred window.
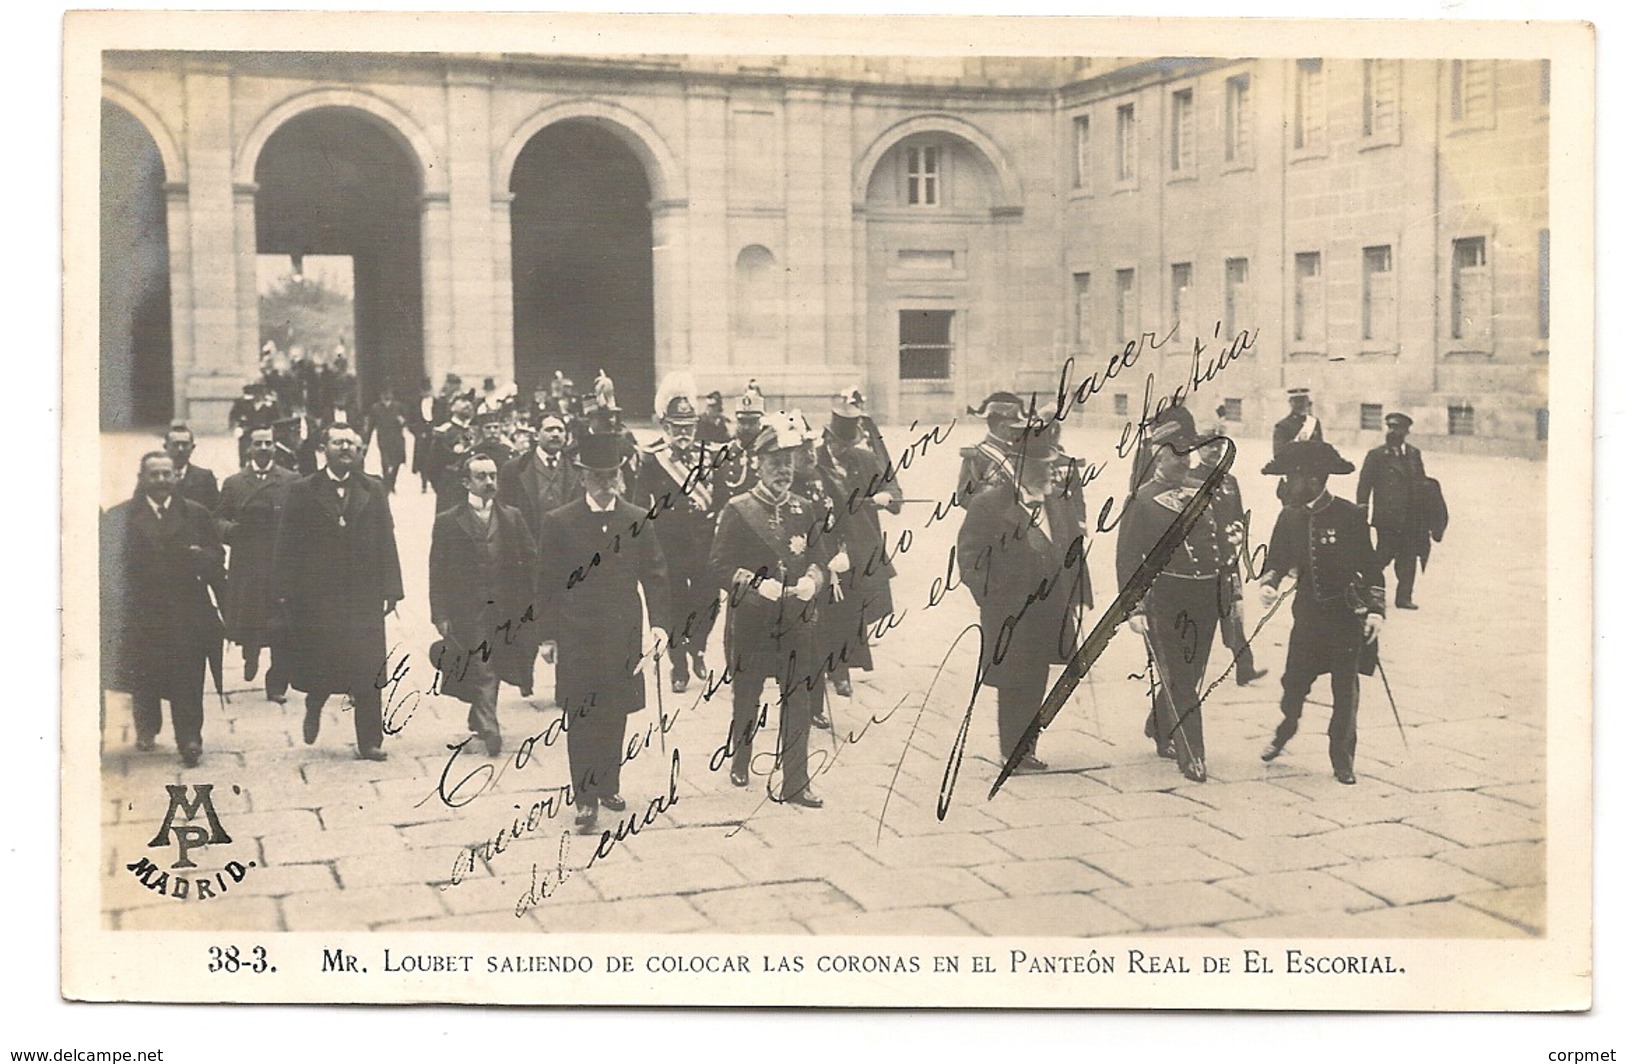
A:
[1113,393,1130,417]
[1360,403,1384,430]
[1223,398,1243,421]
[1447,404,1476,436]
[1170,88,1195,173]
[898,309,952,380]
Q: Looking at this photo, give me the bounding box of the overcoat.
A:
[100,494,225,699]
[497,449,583,537]
[534,496,672,714]
[1356,443,1428,534]
[428,499,539,689]
[214,463,299,646]
[270,472,404,693]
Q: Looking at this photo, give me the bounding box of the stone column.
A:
[784,87,828,373]
[445,67,498,383]
[420,192,454,388]
[179,64,245,430]
[490,193,515,380]
[651,199,692,379]
[683,85,728,374]
[821,90,858,372]
[163,180,195,422]
[233,182,260,380]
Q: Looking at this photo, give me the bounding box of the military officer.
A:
[534,433,671,833]
[214,427,300,702]
[1196,410,1268,686]
[1357,412,1428,610]
[835,384,893,473]
[957,391,1031,504]
[956,428,1090,774]
[718,387,766,498]
[710,411,832,807]
[1272,386,1323,458]
[470,409,515,469]
[164,423,220,511]
[697,390,733,446]
[101,452,226,767]
[636,373,724,694]
[427,392,476,503]
[429,454,539,757]
[365,385,409,493]
[1258,440,1385,785]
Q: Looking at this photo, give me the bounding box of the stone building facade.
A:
[100,52,1548,455]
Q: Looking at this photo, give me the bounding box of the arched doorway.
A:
[101,100,172,430]
[253,107,424,408]
[510,120,655,420]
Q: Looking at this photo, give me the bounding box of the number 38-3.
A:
[208,945,273,973]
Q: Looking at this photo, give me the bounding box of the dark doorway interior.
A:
[254,108,423,409]
[101,101,173,430]
[511,120,655,420]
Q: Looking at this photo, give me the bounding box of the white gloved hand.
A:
[1363,614,1384,643]
[646,626,668,653]
[829,550,851,574]
[757,578,785,601]
[1128,613,1147,636]
[791,577,818,602]
[1259,584,1280,611]
[872,491,896,509]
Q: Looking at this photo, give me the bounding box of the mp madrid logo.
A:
[124,784,258,900]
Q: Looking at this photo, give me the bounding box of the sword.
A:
[1374,655,1411,752]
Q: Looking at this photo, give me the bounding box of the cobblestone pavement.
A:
[97,422,1545,936]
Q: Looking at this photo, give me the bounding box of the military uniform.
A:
[427,417,475,502]
[1357,414,1428,609]
[635,429,723,691]
[1260,441,1385,783]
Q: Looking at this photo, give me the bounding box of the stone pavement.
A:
[96,422,1545,936]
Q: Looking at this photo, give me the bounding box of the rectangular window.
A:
[1115,268,1139,342]
[1448,404,1476,436]
[1170,262,1193,329]
[1360,403,1385,431]
[898,309,952,379]
[1225,74,1252,164]
[1363,59,1401,141]
[1294,59,1326,152]
[1450,236,1490,344]
[1538,228,1550,340]
[1116,103,1137,183]
[1223,398,1243,421]
[1362,244,1396,343]
[1450,59,1495,126]
[1293,251,1324,345]
[1170,88,1194,173]
[1224,258,1251,338]
[1113,393,1130,417]
[1072,114,1091,191]
[905,145,940,206]
[1071,272,1092,348]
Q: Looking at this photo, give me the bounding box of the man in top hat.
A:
[535,432,671,833]
[427,391,477,503]
[698,390,732,445]
[215,426,300,702]
[956,422,1091,775]
[365,384,409,493]
[637,372,724,694]
[957,391,1032,505]
[1258,440,1385,784]
[1357,412,1428,610]
[1116,417,1229,782]
[164,423,220,511]
[101,450,226,767]
[710,411,833,807]
[430,453,538,757]
[718,387,766,497]
[270,422,404,761]
[1272,387,1323,458]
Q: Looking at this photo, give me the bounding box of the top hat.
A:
[1262,439,1356,477]
[1384,411,1414,430]
[574,431,625,472]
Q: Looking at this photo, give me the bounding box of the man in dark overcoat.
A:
[956,429,1091,775]
[1357,411,1428,609]
[430,454,538,757]
[164,423,220,511]
[101,452,225,766]
[535,433,671,834]
[1259,440,1386,784]
[270,423,404,760]
[366,385,409,493]
[710,412,836,806]
[215,427,299,701]
[635,380,723,695]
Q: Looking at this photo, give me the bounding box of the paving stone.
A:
[217,862,339,898]
[1459,887,1546,934]
[979,823,1131,861]
[1094,816,1241,850]
[1338,900,1538,938]
[968,858,1120,897]
[1092,882,1263,931]
[806,907,978,936]
[611,823,771,864]
[532,895,709,934]
[823,864,1001,912]
[1215,870,1385,914]
[952,892,1143,936]
[374,910,546,933]
[1082,791,1212,821]
[582,853,745,901]
[1218,911,1377,937]
[1168,780,1307,809]
[210,808,324,840]
[1402,797,1545,847]
[439,870,585,916]
[1328,857,1502,906]
[687,880,861,926]
[744,809,885,849]
[1196,805,1343,839]
[1313,822,1459,861]
[280,884,447,931]
[116,896,285,932]
[861,832,1014,869]
[1083,846,1245,887]
[1434,840,1546,888]
[260,825,408,865]
[979,795,1115,828]
[1196,836,1351,876]
[336,846,484,890]
[720,841,890,885]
